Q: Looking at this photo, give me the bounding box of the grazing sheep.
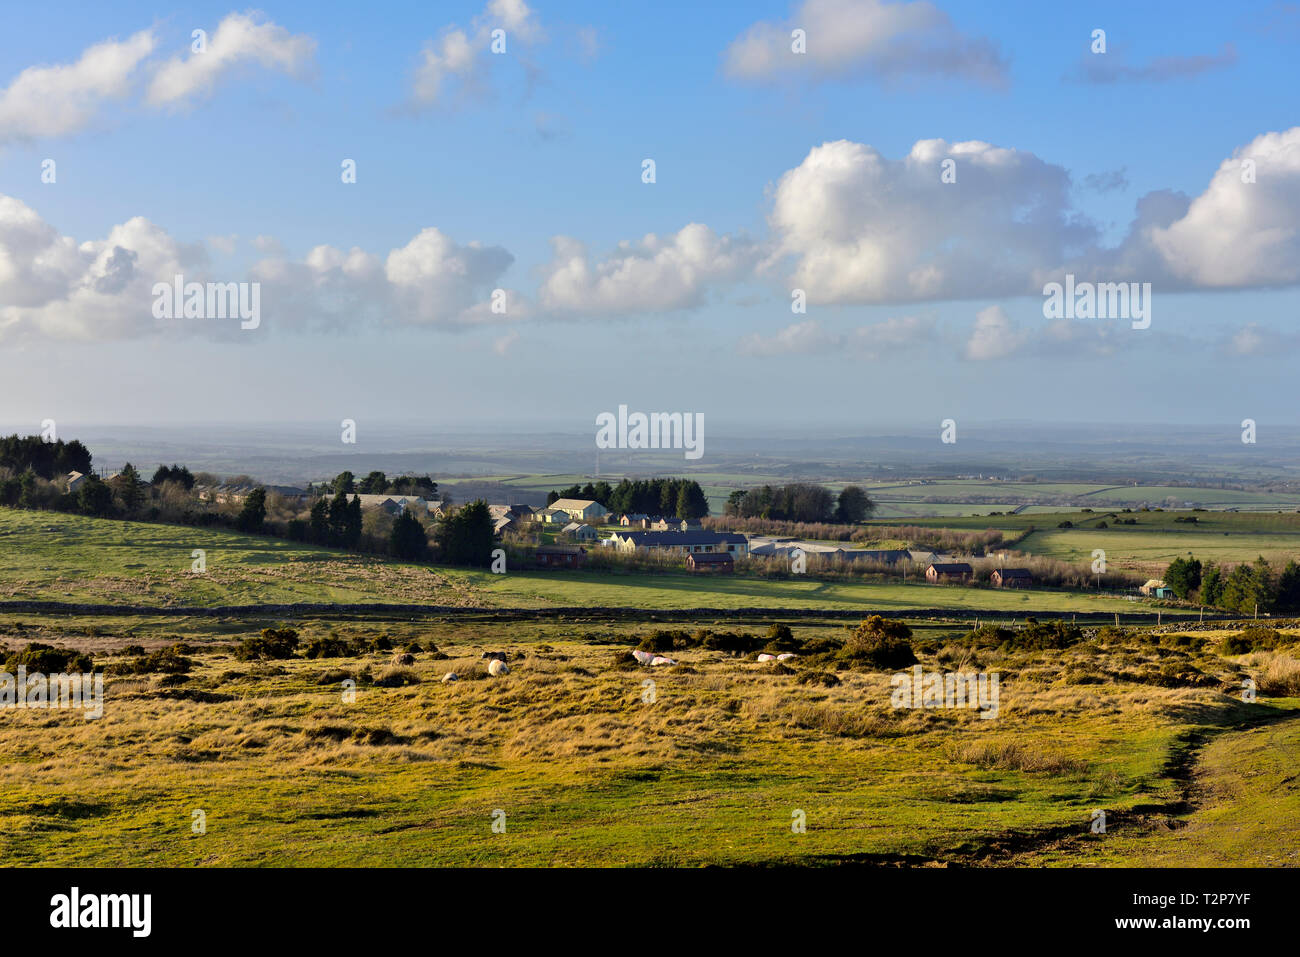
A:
[487,658,510,677]
[481,651,508,663]
[757,653,777,662]
[632,649,655,665]
[441,672,459,682]
[392,652,416,666]
[777,653,797,661]
[650,655,676,666]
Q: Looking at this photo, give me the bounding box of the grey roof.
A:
[996,567,1032,578]
[619,530,747,547]
[929,562,974,574]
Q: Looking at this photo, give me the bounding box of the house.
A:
[1140,579,1166,596]
[65,471,87,493]
[264,485,308,503]
[352,494,429,515]
[549,498,609,522]
[562,522,599,541]
[687,552,734,574]
[489,504,535,522]
[992,568,1033,588]
[907,549,942,566]
[620,513,651,527]
[841,549,912,565]
[610,530,749,557]
[926,562,973,583]
[651,517,702,532]
[538,507,572,524]
[493,516,517,535]
[535,544,586,568]
[196,484,259,505]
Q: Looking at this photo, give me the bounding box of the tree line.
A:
[547,478,709,519]
[725,483,875,524]
[1164,556,1300,615]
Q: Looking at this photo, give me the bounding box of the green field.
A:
[0,508,1158,615]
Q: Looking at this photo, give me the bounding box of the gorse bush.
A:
[4,643,92,673]
[839,616,917,670]
[235,628,300,661]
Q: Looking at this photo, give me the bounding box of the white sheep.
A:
[441,672,459,682]
[487,659,510,677]
[757,653,777,662]
[650,655,676,666]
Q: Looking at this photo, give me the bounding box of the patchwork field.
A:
[1,612,1295,867]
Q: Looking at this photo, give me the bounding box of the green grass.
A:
[451,567,1152,614]
[0,508,1163,614]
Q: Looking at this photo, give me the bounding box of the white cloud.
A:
[0,194,517,340]
[963,305,1023,360]
[411,0,543,106]
[0,30,155,143]
[538,224,757,317]
[724,0,1006,87]
[147,12,315,108]
[767,138,1093,304]
[0,194,205,341]
[1150,127,1300,287]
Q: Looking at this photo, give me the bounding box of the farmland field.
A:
[0,509,1163,615]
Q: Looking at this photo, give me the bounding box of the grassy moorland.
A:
[0,613,1295,867]
[0,508,1158,615]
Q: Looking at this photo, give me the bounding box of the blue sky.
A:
[1,0,1299,436]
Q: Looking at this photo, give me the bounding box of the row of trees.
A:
[0,434,92,480]
[725,484,875,524]
[330,470,440,499]
[547,478,710,519]
[1164,555,1300,614]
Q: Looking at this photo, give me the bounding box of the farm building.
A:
[65,471,87,493]
[489,504,535,522]
[610,530,748,556]
[493,517,516,535]
[926,562,973,583]
[687,552,734,574]
[537,507,571,524]
[992,568,1033,588]
[841,549,912,565]
[549,498,609,522]
[1140,579,1176,598]
[535,545,586,568]
[620,513,651,527]
[562,522,599,541]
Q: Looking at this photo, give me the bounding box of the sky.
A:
[1,0,1299,440]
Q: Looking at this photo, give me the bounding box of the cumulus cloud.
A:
[538,224,758,317]
[724,0,1007,87]
[0,194,208,341]
[147,12,316,107]
[0,30,155,143]
[1149,127,1300,287]
[0,194,517,341]
[411,0,543,106]
[765,128,1300,304]
[766,138,1095,304]
[1072,42,1237,84]
[739,315,934,356]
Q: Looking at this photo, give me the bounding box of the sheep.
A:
[632,649,655,665]
[481,651,508,663]
[391,652,415,666]
[757,653,777,662]
[441,672,459,682]
[777,653,797,661]
[650,655,676,666]
[487,658,510,677]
